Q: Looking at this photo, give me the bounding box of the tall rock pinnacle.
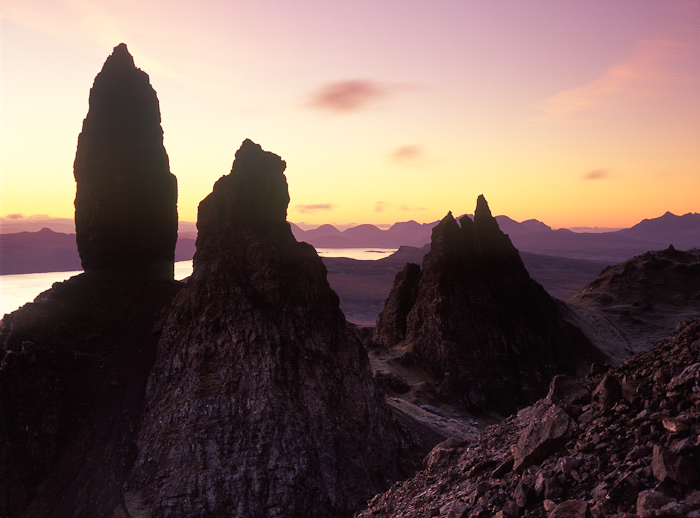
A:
[73,43,177,278]
[128,140,409,517]
[375,196,601,414]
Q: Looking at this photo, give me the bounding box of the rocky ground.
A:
[356,317,700,518]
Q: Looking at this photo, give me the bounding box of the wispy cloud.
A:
[389,144,427,167]
[294,203,334,214]
[535,38,700,121]
[307,80,416,113]
[582,169,610,180]
[374,201,390,213]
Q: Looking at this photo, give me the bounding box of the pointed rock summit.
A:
[128,140,409,517]
[73,43,177,278]
[375,196,600,414]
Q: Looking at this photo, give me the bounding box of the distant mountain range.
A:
[291,211,700,264]
[1,211,698,275]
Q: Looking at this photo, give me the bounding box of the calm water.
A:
[0,248,396,317]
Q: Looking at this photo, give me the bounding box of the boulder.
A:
[511,403,577,472]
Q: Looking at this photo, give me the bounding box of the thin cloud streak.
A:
[307,80,387,113]
[307,80,417,113]
[294,203,334,214]
[582,169,610,180]
[374,201,390,213]
[535,38,700,121]
[389,144,426,166]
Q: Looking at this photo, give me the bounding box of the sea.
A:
[0,248,397,317]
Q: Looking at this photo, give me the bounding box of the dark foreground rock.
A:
[374,196,602,414]
[357,318,700,518]
[126,140,413,518]
[0,273,181,518]
[73,43,177,278]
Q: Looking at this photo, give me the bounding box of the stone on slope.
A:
[127,139,410,518]
[375,195,601,414]
[73,43,177,278]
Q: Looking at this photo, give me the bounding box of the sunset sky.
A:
[1,0,699,230]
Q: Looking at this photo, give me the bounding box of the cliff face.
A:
[126,140,410,518]
[73,43,177,279]
[375,196,600,414]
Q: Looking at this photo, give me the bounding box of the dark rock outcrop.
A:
[0,274,180,518]
[373,262,420,346]
[73,43,177,279]
[358,318,700,518]
[374,195,601,414]
[567,247,700,362]
[126,140,411,518]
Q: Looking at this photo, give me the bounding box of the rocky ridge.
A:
[567,247,700,362]
[73,43,177,278]
[358,317,700,518]
[125,139,414,518]
[373,196,602,415]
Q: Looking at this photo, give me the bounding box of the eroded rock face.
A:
[127,140,410,518]
[373,262,421,347]
[73,43,177,278]
[375,195,600,414]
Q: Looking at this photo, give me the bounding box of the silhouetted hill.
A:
[0,229,81,274]
[0,230,196,274]
[566,247,700,362]
[507,228,659,264]
[616,211,700,249]
[5,211,700,275]
[290,213,700,263]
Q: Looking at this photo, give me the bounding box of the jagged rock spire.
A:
[129,140,410,517]
[375,195,600,414]
[73,43,177,278]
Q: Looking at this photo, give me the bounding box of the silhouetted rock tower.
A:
[73,43,177,278]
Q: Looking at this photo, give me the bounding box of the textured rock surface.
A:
[73,43,177,278]
[373,262,420,347]
[375,196,601,414]
[0,44,183,518]
[127,140,411,518]
[0,274,180,518]
[357,318,700,518]
[567,247,700,362]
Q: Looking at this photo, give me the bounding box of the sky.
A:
[1,0,699,230]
